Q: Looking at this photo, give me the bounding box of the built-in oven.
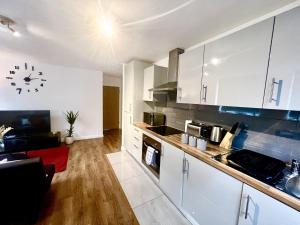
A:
[142,134,161,178]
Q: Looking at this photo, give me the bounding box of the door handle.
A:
[202,85,207,102]
[244,195,250,220]
[182,158,189,178]
[269,78,283,106]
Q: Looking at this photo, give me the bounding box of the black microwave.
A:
[143,112,166,126]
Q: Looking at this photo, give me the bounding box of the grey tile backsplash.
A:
[144,94,300,162]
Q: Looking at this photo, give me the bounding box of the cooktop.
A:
[214,150,286,184]
[147,126,183,136]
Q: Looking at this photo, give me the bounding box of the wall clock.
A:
[5,62,47,94]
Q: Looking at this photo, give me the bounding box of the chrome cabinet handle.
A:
[182,158,186,173]
[269,78,283,106]
[202,85,207,102]
[182,158,189,178]
[186,159,189,178]
[134,136,139,141]
[133,144,138,149]
[244,195,250,220]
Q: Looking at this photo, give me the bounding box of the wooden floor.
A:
[37,129,139,225]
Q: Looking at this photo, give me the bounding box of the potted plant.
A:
[65,111,79,144]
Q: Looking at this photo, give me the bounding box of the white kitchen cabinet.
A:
[130,126,143,162]
[159,141,184,208]
[202,18,273,107]
[123,112,132,152]
[263,7,300,110]
[122,60,151,152]
[238,184,300,225]
[182,154,243,225]
[177,46,204,104]
[143,65,168,101]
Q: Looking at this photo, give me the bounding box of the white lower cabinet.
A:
[238,184,300,225]
[159,141,184,208]
[182,154,243,225]
[130,126,143,162]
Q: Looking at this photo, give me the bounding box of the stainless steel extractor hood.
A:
[150,48,184,93]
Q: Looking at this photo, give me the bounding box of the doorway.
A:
[103,86,120,130]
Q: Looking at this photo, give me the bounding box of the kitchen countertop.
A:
[134,122,300,212]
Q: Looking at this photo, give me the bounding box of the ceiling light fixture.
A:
[211,57,221,65]
[0,15,20,37]
[101,18,113,37]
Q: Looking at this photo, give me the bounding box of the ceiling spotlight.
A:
[211,57,221,65]
[0,15,20,37]
[13,31,21,37]
[101,18,113,37]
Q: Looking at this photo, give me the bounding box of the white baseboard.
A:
[75,134,103,140]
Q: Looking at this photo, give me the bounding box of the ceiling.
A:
[0,0,296,76]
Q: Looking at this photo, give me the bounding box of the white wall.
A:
[0,56,103,140]
[103,74,122,128]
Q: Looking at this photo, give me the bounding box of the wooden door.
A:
[103,86,120,130]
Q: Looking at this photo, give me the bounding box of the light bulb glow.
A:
[13,31,21,37]
[211,57,220,65]
[101,19,113,37]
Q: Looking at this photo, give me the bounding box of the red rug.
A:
[28,146,69,173]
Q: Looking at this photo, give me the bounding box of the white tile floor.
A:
[106,151,191,225]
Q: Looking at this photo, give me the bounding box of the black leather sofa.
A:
[0,154,55,225]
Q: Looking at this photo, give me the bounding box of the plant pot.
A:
[65,136,74,145]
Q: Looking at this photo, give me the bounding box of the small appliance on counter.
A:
[210,125,227,145]
[143,112,166,126]
[185,120,212,139]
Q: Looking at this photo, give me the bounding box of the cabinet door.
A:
[123,112,132,153]
[182,154,243,225]
[123,63,133,113]
[143,66,154,101]
[160,141,184,208]
[238,184,300,225]
[177,46,204,104]
[263,7,300,110]
[202,18,273,107]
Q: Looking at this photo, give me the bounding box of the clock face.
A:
[5,62,47,94]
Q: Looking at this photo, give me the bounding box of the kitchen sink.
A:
[285,175,300,198]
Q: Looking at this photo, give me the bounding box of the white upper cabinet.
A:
[177,46,204,104]
[238,184,300,225]
[159,141,184,208]
[182,154,243,225]
[202,18,274,107]
[263,7,300,110]
[143,65,167,101]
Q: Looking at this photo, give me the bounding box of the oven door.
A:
[142,135,161,178]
